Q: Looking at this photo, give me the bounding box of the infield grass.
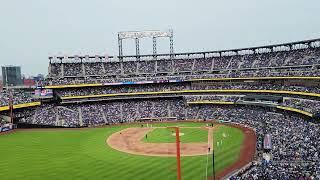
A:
[0,122,245,180]
[143,127,208,143]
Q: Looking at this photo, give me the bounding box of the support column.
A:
[118,35,123,57]
[153,37,157,60]
[170,30,174,56]
[135,38,140,60]
[155,60,158,74]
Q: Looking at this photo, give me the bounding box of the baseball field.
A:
[0,122,255,180]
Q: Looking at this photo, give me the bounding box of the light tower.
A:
[118,29,174,60]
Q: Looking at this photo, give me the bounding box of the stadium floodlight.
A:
[118,30,172,39]
[118,29,174,59]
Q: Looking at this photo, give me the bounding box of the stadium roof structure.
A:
[118,30,174,58]
[48,37,320,63]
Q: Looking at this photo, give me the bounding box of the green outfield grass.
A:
[143,127,208,143]
[211,125,245,172]
[0,122,245,180]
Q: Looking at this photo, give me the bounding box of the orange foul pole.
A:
[168,127,182,180]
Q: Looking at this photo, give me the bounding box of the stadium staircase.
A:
[195,108,200,119]
[226,57,233,69]
[56,113,63,126]
[61,64,64,77]
[252,59,259,67]
[237,59,244,69]
[120,63,124,76]
[184,108,188,118]
[101,63,106,74]
[191,59,196,73]
[101,107,107,124]
[78,107,83,126]
[81,64,85,76]
[155,61,158,73]
[151,102,155,117]
[268,56,277,67]
[120,103,123,120]
[135,105,139,119]
[210,59,216,71]
[32,113,37,124]
[57,106,78,126]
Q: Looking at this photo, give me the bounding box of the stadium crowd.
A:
[283,97,320,114]
[1,39,320,179]
[55,82,320,97]
[0,90,34,106]
[226,107,320,179]
[53,81,320,115]
[9,99,319,178]
[47,47,320,85]
[184,95,242,102]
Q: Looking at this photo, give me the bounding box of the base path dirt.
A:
[106,123,256,179]
[106,127,214,157]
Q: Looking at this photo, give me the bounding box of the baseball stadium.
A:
[1,32,320,179]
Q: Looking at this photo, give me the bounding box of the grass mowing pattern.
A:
[210,125,245,174]
[0,122,244,180]
[143,128,208,143]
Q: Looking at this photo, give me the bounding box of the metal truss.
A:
[118,29,174,59]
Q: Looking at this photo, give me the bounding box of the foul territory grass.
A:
[0,122,244,180]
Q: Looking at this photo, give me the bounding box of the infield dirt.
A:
[107,127,214,157]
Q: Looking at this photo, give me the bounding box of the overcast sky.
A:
[0,0,319,76]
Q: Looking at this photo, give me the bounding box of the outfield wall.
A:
[16,122,85,129]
